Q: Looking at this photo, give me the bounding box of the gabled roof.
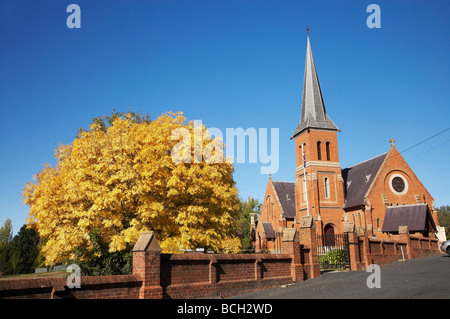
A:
[291,35,339,139]
[342,152,388,209]
[272,181,296,219]
[381,204,436,233]
[262,222,275,239]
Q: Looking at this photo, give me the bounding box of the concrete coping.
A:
[282,228,299,242]
[398,225,409,234]
[299,216,314,229]
[132,231,161,253]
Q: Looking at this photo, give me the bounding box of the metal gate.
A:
[317,233,351,271]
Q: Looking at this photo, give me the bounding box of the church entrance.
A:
[317,226,350,271]
[323,224,335,246]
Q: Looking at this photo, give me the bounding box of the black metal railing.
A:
[317,233,350,270]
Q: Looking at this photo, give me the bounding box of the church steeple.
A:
[291,31,345,236]
[291,33,339,139]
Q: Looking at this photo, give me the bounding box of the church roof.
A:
[291,35,339,139]
[262,222,275,239]
[269,153,390,211]
[381,204,436,233]
[272,181,296,219]
[342,152,388,209]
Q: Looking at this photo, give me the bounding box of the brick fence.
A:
[347,225,441,271]
[0,218,320,299]
[0,275,141,299]
[0,222,441,299]
[132,220,320,299]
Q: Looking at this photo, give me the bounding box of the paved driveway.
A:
[231,254,450,299]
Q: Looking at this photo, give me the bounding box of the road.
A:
[231,254,450,299]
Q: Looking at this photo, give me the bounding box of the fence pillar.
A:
[132,231,163,299]
[349,232,363,271]
[398,225,413,259]
[344,223,364,271]
[209,257,219,284]
[298,216,321,279]
[282,228,304,282]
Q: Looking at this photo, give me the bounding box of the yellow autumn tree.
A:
[23,112,241,265]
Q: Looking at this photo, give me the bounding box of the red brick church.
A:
[252,34,439,252]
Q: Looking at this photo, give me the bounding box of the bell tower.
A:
[291,32,345,235]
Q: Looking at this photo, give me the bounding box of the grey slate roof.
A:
[381,204,436,233]
[269,153,388,211]
[272,181,296,219]
[262,222,275,239]
[291,36,339,139]
[342,153,387,209]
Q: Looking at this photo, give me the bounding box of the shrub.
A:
[319,249,345,269]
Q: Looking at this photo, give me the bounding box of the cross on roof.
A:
[389,138,396,146]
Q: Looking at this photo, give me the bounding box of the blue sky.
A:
[1,0,449,235]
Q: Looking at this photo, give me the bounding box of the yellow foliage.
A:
[23,112,240,265]
[220,237,242,253]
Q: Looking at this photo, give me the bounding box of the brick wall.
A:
[0,275,141,299]
[365,146,438,240]
[0,228,319,299]
[0,226,441,299]
[347,229,441,271]
[409,235,440,258]
[160,253,294,299]
[136,228,319,299]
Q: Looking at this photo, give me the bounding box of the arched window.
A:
[326,142,331,161]
[317,141,322,160]
[324,177,330,198]
[266,196,273,222]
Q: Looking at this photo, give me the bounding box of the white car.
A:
[440,240,450,256]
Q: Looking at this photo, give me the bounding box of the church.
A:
[252,33,439,252]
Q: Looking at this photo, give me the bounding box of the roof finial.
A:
[389,138,396,146]
[306,24,310,36]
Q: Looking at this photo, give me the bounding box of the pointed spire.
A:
[291,32,339,139]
